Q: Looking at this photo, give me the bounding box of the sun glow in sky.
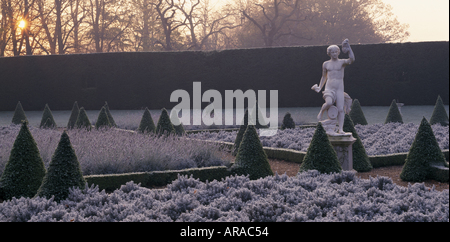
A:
[18,20,26,29]
[210,0,449,42]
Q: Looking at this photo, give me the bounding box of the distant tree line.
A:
[0,0,409,56]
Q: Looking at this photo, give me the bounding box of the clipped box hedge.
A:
[1,42,447,111]
[85,166,232,192]
[84,172,151,192]
[146,166,232,187]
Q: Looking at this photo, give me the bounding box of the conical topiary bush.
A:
[349,99,368,125]
[343,114,372,172]
[299,122,342,174]
[75,107,92,131]
[252,100,268,129]
[138,107,156,134]
[35,131,86,202]
[232,125,274,180]
[400,117,447,182]
[39,104,57,129]
[103,102,117,127]
[429,95,449,126]
[233,109,250,156]
[95,106,111,129]
[170,110,185,136]
[67,101,80,129]
[0,122,46,200]
[281,112,295,130]
[384,99,403,124]
[156,108,175,136]
[11,101,28,125]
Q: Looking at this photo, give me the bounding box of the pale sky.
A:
[382,0,449,42]
[210,0,449,43]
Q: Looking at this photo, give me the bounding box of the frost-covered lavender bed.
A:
[188,123,449,156]
[0,125,231,177]
[0,171,448,222]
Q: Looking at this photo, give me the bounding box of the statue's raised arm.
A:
[342,39,355,65]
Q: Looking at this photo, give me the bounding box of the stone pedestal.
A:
[328,133,356,171]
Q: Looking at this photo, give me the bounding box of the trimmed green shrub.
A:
[232,125,274,180]
[349,99,368,125]
[42,118,55,129]
[281,112,296,130]
[343,114,372,172]
[0,122,46,200]
[156,108,175,136]
[252,100,268,129]
[429,95,449,126]
[170,110,186,136]
[11,101,28,125]
[299,122,342,174]
[39,104,57,129]
[138,107,156,133]
[36,131,86,202]
[103,102,117,127]
[67,101,80,129]
[75,107,92,131]
[384,99,403,124]
[400,117,447,182]
[232,109,250,156]
[95,106,111,129]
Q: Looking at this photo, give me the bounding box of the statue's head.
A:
[327,45,340,56]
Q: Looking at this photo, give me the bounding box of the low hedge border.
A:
[84,166,232,192]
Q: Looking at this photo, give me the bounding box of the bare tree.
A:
[87,0,133,52]
[240,0,311,47]
[0,0,10,56]
[296,0,409,45]
[69,0,88,53]
[175,0,240,50]
[130,0,162,51]
[152,0,184,51]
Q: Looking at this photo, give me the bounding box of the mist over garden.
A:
[0,0,448,223]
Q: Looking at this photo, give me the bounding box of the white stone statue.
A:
[311,39,355,135]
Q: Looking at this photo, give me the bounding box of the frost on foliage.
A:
[0,122,46,200]
[67,101,80,130]
[349,99,368,125]
[36,131,86,202]
[39,104,57,129]
[188,122,448,156]
[299,122,341,174]
[11,101,28,125]
[233,125,273,180]
[138,107,156,134]
[75,107,92,131]
[95,106,111,130]
[400,117,447,182]
[384,99,403,124]
[2,171,447,222]
[430,95,449,126]
[343,114,372,172]
[155,108,175,136]
[0,126,231,177]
